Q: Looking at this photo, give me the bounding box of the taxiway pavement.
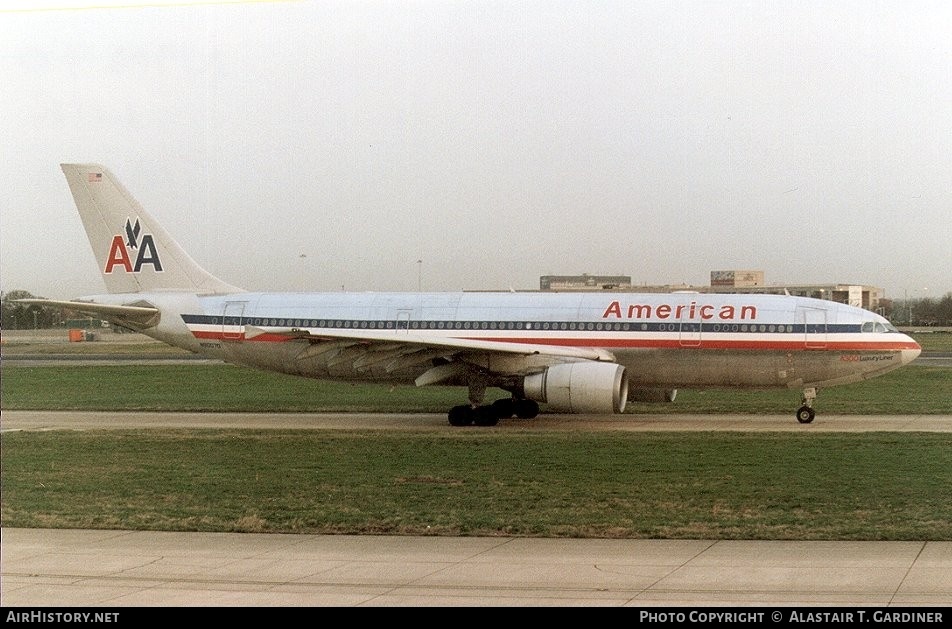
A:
[3,528,950,607]
[3,410,952,432]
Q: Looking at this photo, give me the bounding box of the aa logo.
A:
[104,218,163,273]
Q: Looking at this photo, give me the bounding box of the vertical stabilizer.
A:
[61,163,242,295]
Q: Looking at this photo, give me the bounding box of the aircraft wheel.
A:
[473,405,500,426]
[491,398,516,419]
[514,399,540,419]
[448,405,474,426]
[796,406,815,424]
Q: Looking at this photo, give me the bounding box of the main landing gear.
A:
[796,387,817,424]
[447,380,540,427]
[447,398,540,427]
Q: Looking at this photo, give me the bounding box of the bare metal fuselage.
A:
[128,290,919,393]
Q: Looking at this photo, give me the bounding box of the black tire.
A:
[473,405,500,426]
[796,406,815,424]
[514,399,540,419]
[491,398,516,419]
[448,405,474,426]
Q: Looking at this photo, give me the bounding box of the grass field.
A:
[1,363,950,414]
[3,430,951,540]
[909,329,952,352]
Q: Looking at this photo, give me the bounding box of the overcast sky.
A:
[1,0,950,304]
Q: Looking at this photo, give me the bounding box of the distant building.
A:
[710,270,764,288]
[707,282,884,312]
[540,270,884,312]
[704,270,883,311]
[540,274,631,291]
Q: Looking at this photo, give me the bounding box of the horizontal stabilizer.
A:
[17,299,160,328]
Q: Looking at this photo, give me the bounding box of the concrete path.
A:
[2,529,950,607]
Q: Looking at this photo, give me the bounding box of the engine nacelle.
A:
[628,388,678,403]
[522,362,628,414]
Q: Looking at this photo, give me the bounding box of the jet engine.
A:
[522,362,628,414]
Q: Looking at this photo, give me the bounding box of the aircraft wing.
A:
[244,325,617,362]
[16,299,161,328]
[246,325,618,385]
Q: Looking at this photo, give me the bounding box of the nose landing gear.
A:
[796,387,817,424]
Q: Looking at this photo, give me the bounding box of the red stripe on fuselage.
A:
[189,330,918,352]
[470,337,920,351]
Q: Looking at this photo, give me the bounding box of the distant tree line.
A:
[882,293,952,327]
[1,290,67,330]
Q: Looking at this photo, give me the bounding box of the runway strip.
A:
[2,410,951,432]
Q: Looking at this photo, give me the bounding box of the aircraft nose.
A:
[900,335,922,365]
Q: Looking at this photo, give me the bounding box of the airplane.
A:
[20,164,922,426]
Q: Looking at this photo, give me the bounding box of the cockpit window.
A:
[862,321,893,333]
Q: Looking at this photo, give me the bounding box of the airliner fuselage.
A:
[75,288,919,425]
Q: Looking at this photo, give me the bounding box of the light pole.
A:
[417,259,422,291]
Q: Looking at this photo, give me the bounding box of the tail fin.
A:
[61,164,242,295]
